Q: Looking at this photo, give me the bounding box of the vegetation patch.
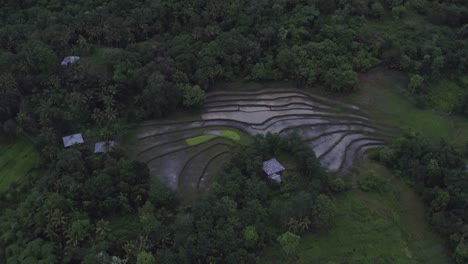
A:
[185,130,242,146]
[0,139,41,193]
[428,79,465,113]
[260,161,450,264]
[353,69,468,146]
[219,130,241,141]
[185,135,217,146]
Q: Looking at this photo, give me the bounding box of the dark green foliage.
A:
[380,133,468,262]
[0,0,467,262]
[329,178,347,193]
[358,171,390,193]
[0,133,330,263]
[140,73,180,118]
[0,148,150,263]
[0,0,464,155]
[181,85,206,108]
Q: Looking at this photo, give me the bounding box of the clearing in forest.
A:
[134,88,394,193]
[259,161,451,264]
[0,139,41,193]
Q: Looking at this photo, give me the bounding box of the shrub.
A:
[358,171,389,193]
[329,178,346,193]
[408,0,428,14]
[408,74,425,94]
[181,85,206,108]
[277,231,300,256]
[430,189,450,212]
[392,6,407,19]
[455,240,468,264]
[379,147,395,165]
[311,194,335,229]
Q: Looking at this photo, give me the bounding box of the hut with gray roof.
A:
[263,158,285,183]
[61,56,80,66]
[62,133,84,147]
[94,141,117,153]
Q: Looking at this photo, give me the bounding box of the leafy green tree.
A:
[6,239,56,264]
[408,74,424,94]
[455,240,468,264]
[243,226,259,248]
[431,189,450,212]
[136,251,156,264]
[141,73,180,118]
[276,231,300,256]
[329,178,346,193]
[66,219,93,247]
[0,73,19,122]
[370,2,385,18]
[323,67,358,92]
[95,220,111,241]
[138,201,160,236]
[181,85,206,108]
[358,171,389,193]
[392,6,407,19]
[311,194,335,230]
[431,56,445,79]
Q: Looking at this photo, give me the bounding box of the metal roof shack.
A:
[263,158,285,183]
[94,141,117,153]
[61,56,80,66]
[62,133,84,147]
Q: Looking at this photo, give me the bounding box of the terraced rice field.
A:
[134,88,396,192]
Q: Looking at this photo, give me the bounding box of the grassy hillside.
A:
[0,139,41,193]
[344,69,468,146]
[260,161,451,263]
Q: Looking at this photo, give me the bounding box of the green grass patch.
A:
[0,138,41,193]
[185,129,249,146]
[260,161,451,264]
[185,135,217,146]
[428,79,465,113]
[340,69,468,147]
[219,130,240,141]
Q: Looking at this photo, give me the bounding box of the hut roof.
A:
[62,133,84,147]
[268,173,282,183]
[94,141,117,153]
[61,56,80,66]
[263,158,285,176]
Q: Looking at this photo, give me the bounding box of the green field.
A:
[185,135,217,146]
[185,129,245,146]
[342,69,468,147]
[260,161,451,264]
[0,139,41,193]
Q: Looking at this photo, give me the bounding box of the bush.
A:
[430,189,449,212]
[408,74,425,94]
[408,0,428,14]
[329,178,347,193]
[358,171,389,193]
[392,6,406,19]
[311,194,335,229]
[379,148,395,165]
[181,85,206,108]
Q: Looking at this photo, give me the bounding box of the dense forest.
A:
[0,0,467,263]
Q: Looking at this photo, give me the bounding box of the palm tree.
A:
[298,216,311,234]
[288,217,299,234]
[96,219,111,241]
[48,209,67,229]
